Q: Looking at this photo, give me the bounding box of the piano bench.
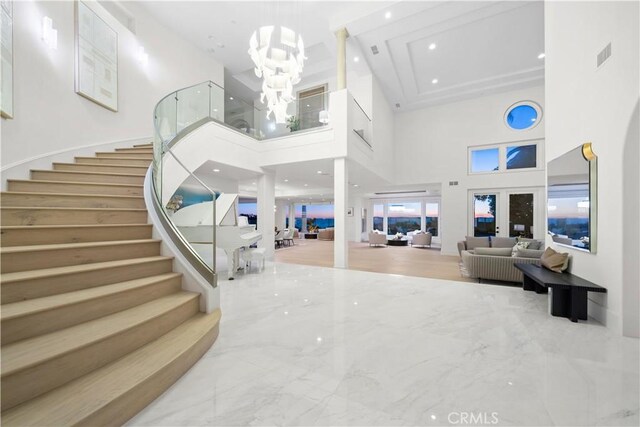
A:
[242,248,266,272]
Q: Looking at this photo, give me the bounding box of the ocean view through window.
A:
[294,204,334,230]
[387,202,421,234]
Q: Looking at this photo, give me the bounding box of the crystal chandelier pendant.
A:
[248,26,306,124]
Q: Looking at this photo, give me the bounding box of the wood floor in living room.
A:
[274,239,474,283]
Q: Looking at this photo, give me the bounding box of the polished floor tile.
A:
[127,262,639,426]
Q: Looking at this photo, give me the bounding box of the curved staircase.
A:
[0,143,221,426]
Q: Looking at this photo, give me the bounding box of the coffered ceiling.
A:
[342,1,545,110]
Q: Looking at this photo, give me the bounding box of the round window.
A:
[505,102,542,130]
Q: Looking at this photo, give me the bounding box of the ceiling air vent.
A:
[395,103,400,108]
[597,42,612,68]
[370,45,379,55]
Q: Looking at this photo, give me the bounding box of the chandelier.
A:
[248,26,306,124]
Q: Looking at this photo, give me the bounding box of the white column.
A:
[301,205,308,232]
[275,200,287,231]
[257,172,276,260]
[334,157,348,268]
[288,203,296,230]
[353,197,363,242]
[336,28,349,90]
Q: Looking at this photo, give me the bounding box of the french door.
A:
[469,188,543,238]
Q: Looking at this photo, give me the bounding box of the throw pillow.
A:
[491,237,517,248]
[465,236,491,250]
[474,247,513,257]
[511,241,530,256]
[540,247,570,272]
[517,237,542,250]
[515,248,545,259]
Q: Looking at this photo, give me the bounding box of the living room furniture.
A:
[387,238,408,247]
[515,264,606,322]
[274,230,284,248]
[369,232,387,247]
[411,232,432,248]
[283,229,295,246]
[242,247,266,272]
[304,233,318,239]
[457,236,543,256]
[318,228,334,241]
[461,250,541,283]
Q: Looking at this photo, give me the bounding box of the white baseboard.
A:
[1,136,152,190]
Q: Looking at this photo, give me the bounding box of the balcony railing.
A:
[154,80,331,145]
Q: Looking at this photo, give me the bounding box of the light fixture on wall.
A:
[137,46,149,65]
[319,110,329,124]
[41,16,58,50]
[248,26,306,124]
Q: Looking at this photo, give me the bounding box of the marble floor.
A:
[128,263,639,426]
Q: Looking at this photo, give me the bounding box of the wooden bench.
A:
[514,264,606,323]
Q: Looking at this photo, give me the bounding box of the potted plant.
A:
[286,116,300,132]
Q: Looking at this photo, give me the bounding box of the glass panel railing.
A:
[163,151,216,272]
[177,82,211,134]
[351,97,372,147]
[256,91,330,139]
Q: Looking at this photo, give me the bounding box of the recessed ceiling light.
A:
[213,168,220,172]
[317,170,322,174]
[196,90,201,94]
[428,43,437,50]
[284,179,289,182]
[353,184,359,187]
[538,53,545,59]
[252,182,256,185]
[384,11,391,19]
[229,96,234,100]
[304,184,308,187]
[306,104,310,107]
[213,108,218,112]
[432,78,438,84]
[353,56,359,63]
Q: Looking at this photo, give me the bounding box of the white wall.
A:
[1,0,224,169]
[394,86,546,255]
[545,1,640,336]
[347,76,395,184]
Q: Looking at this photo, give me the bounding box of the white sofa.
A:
[368,232,387,247]
[411,232,432,248]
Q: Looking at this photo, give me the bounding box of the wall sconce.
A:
[42,16,58,50]
[319,110,329,124]
[137,46,149,65]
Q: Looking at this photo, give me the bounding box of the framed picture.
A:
[1,0,13,118]
[75,1,118,112]
[347,207,354,217]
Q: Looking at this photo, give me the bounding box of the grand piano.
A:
[170,193,262,279]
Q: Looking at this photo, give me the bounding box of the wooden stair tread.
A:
[1,191,144,200]
[0,223,151,231]
[0,255,172,284]
[0,239,160,255]
[1,273,182,321]
[75,156,152,160]
[1,292,199,377]
[30,169,147,178]
[53,162,148,168]
[7,179,143,189]
[1,310,220,426]
[0,206,146,212]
